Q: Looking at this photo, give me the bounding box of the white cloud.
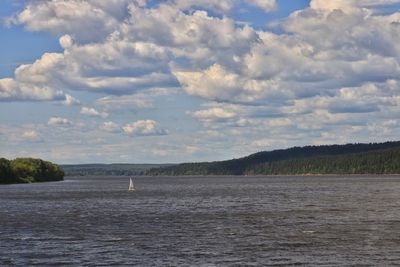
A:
[6,0,400,107]
[122,5,258,66]
[22,130,41,142]
[173,0,276,13]
[12,0,136,43]
[2,39,176,97]
[59,34,74,49]
[0,52,71,102]
[246,0,276,12]
[15,53,64,84]
[97,95,152,109]
[309,0,356,11]
[64,94,81,106]
[48,117,72,126]
[3,0,400,162]
[0,77,65,101]
[171,0,400,106]
[122,120,167,136]
[101,121,120,133]
[310,0,400,11]
[96,88,177,110]
[192,108,236,121]
[175,64,245,101]
[173,0,233,13]
[3,2,258,101]
[80,107,108,118]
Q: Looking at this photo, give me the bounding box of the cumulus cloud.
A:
[3,0,400,161]
[172,0,400,108]
[48,117,72,126]
[64,94,81,106]
[175,64,242,100]
[283,82,396,116]
[59,34,74,49]
[122,5,258,66]
[5,0,400,107]
[2,1,257,101]
[80,107,108,118]
[12,0,137,43]
[1,38,177,98]
[0,51,72,102]
[0,78,66,102]
[173,0,400,108]
[122,120,167,136]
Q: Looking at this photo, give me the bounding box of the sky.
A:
[1,0,400,164]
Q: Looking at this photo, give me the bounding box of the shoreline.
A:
[0,179,64,185]
[63,174,400,178]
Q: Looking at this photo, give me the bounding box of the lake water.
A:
[1,176,400,266]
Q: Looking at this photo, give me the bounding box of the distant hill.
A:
[61,163,174,176]
[0,158,64,184]
[147,141,400,176]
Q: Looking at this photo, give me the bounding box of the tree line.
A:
[245,148,400,175]
[147,141,400,176]
[61,163,174,176]
[0,158,64,184]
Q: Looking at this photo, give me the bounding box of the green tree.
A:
[0,157,64,184]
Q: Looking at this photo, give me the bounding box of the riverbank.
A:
[0,158,64,184]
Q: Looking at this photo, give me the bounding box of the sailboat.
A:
[128,178,135,191]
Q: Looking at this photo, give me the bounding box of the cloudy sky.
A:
[1,0,400,164]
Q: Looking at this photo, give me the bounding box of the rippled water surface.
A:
[2,176,400,266]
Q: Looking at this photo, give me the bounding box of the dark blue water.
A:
[1,176,400,266]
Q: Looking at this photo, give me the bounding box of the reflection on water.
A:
[1,176,400,266]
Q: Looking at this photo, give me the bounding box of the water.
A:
[1,176,400,266]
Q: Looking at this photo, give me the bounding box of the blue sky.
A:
[1,0,400,164]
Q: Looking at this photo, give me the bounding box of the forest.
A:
[147,141,400,176]
[0,158,64,184]
[61,163,174,176]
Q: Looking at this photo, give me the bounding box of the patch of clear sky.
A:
[234,0,310,32]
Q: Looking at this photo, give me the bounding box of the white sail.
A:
[128,178,135,191]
